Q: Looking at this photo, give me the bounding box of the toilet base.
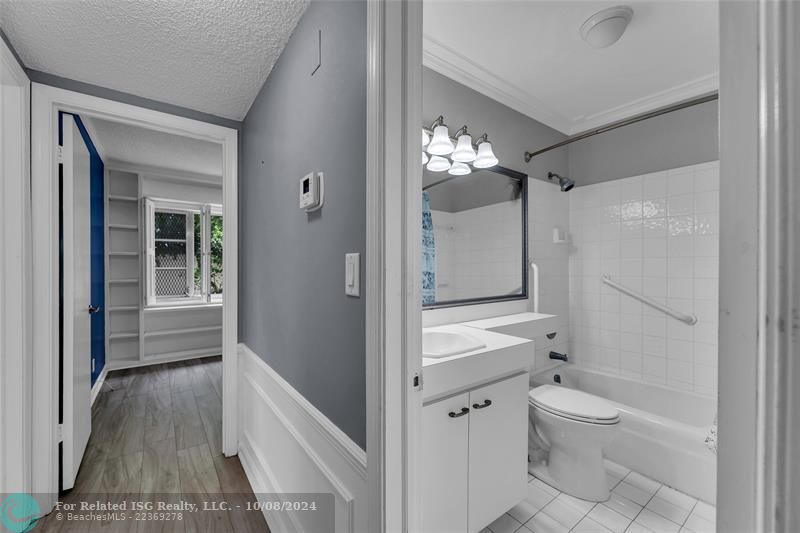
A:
[529,457,610,503]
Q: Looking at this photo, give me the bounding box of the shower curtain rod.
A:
[524,92,719,162]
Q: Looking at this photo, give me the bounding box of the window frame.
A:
[145,197,222,308]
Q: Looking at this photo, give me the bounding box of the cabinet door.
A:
[421,392,470,533]
[468,373,529,532]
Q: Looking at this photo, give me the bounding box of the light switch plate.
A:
[345,253,360,297]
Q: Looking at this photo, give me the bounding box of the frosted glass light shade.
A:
[427,125,454,155]
[451,134,476,162]
[426,155,451,172]
[422,129,430,147]
[422,152,429,165]
[473,141,499,168]
[448,162,471,176]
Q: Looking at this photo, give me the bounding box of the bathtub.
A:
[531,364,717,504]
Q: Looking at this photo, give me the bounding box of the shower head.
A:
[548,172,575,192]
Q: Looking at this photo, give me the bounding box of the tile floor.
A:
[482,461,716,533]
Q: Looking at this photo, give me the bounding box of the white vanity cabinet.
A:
[421,372,529,533]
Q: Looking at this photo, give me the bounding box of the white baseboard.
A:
[90,366,109,406]
[237,344,367,533]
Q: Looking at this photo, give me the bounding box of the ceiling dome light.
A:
[580,6,633,49]
[427,124,455,156]
[451,133,477,162]
[426,155,451,172]
[422,129,430,147]
[448,162,471,176]
[473,140,499,168]
[422,152,429,165]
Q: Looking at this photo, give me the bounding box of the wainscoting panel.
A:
[237,344,368,533]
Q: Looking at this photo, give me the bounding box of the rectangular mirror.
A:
[422,165,528,308]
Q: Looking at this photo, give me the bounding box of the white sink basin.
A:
[423,330,486,358]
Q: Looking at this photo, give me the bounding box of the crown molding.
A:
[423,34,720,138]
[422,34,573,134]
[569,72,720,134]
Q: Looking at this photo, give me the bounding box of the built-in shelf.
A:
[109,223,138,231]
[144,325,223,339]
[109,331,139,340]
[108,251,138,257]
[109,306,138,312]
[109,279,139,285]
[108,195,138,202]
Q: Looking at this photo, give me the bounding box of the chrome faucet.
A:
[549,351,568,362]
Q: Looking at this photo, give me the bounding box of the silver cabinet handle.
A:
[448,407,469,418]
[88,305,101,314]
[472,399,492,410]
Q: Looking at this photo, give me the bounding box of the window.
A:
[145,198,222,306]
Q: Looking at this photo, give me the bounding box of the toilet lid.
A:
[529,385,619,423]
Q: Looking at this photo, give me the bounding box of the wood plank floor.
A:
[31,357,271,533]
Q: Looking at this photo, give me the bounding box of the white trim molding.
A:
[30,83,239,511]
[89,367,109,407]
[237,344,367,533]
[367,1,424,532]
[0,35,32,496]
[423,35,719,136]
[422,35,572,134]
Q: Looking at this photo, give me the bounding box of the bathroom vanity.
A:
[420,324,533,533]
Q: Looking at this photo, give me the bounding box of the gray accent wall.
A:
[240,1,367,448]
[567,100,719,185]
[423,67,568,181]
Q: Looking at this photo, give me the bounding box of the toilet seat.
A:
[529,385,620,425]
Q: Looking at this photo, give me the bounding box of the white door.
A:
[61,114,92,491]
[420,393,470,533]
[468,373,529,532]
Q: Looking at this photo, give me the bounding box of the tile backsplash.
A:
[567,161,719,396]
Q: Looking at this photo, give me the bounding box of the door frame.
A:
[365,1,423,531]
[718,1,800,531]
[30,83,239,512]
[0,36,32,495]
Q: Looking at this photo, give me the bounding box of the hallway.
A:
[31,357,271,532]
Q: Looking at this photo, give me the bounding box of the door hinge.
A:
[56,146,64,164]
[412,371,423,391]
[56,424,64,443]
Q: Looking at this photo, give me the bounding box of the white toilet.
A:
[528,384,620,502]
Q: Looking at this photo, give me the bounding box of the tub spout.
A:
[549,351,568,362]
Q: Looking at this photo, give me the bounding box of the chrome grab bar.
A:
[601,274,698,326]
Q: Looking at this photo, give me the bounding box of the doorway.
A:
[30,84,239,515]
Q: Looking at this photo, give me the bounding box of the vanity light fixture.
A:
[473,134,499,168]
[427,155,451,172]
[426,116,455,156]
[451,126,477,163]
[422,152,429,165]
[422,129,430,147]
[448,162,472,176]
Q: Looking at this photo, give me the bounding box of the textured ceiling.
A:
[0,0,308,120]
[84,117,222,178]
[423,0,718,134]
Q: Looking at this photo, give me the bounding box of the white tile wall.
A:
[431,200,523,302]
[568,162,719,396]
[528,178,571,371]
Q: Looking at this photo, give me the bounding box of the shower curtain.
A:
[422,191,436,304]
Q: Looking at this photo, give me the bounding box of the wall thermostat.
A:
[299,172,324,212]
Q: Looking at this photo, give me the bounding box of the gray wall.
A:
[423,67,568,181]
[567,100,719,185]
[240,1,367,448]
